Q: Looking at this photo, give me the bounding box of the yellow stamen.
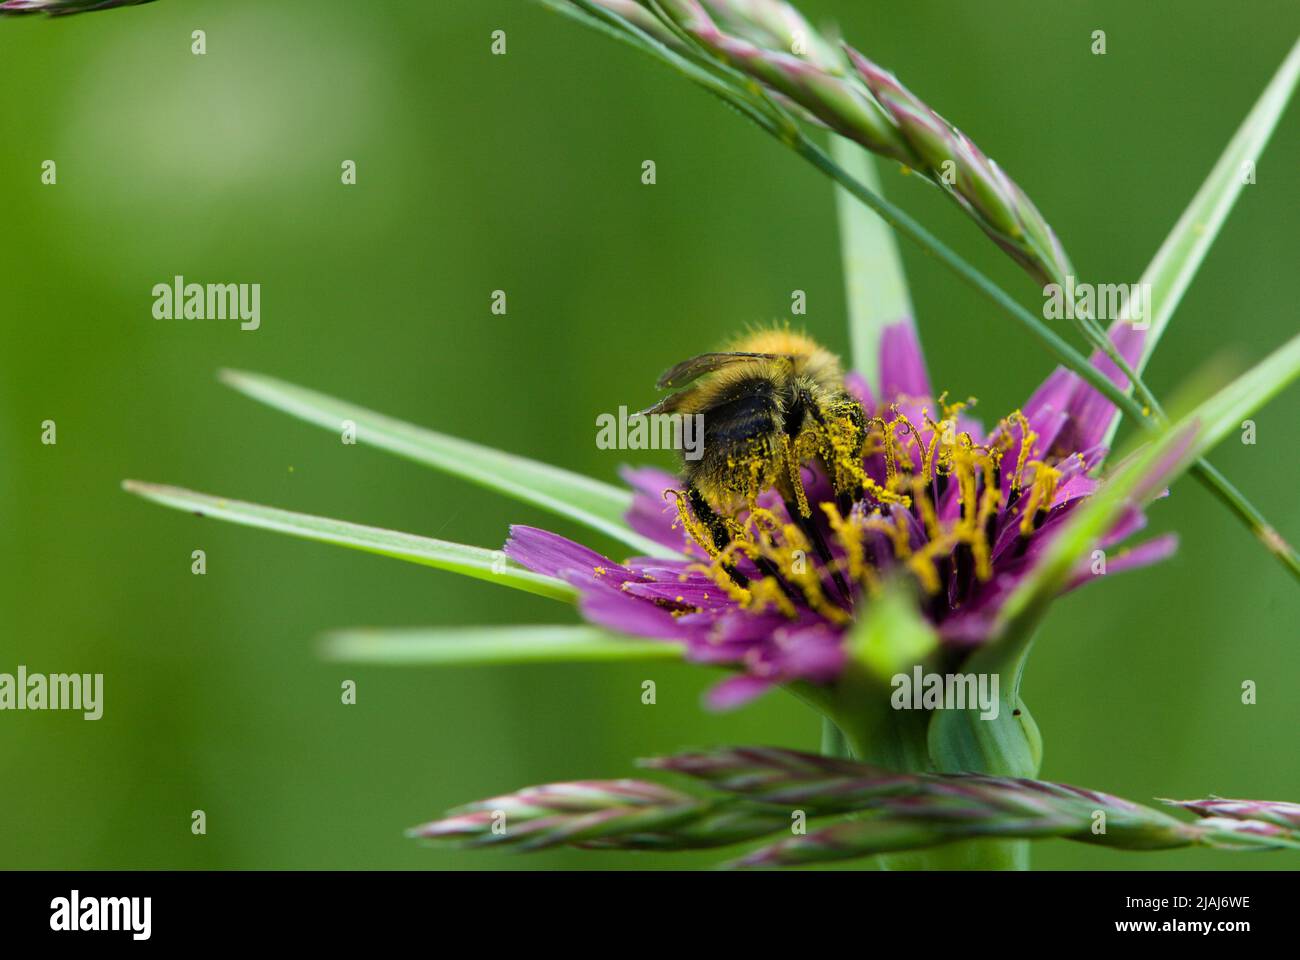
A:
[1009,411,1036,494]
[1018,460,1062,535]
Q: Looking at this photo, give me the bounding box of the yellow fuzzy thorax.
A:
[727,326,843,384]
[728,327,828,357]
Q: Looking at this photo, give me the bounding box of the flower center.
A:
[665,393,1080,622]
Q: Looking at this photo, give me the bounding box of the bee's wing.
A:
[655,352,784,390]
[636,394,686,418]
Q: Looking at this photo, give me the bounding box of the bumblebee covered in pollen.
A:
[643,328,875,592]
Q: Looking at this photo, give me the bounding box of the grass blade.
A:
[832,134,915,378]
[218,369,679,559]
[1184,331,1300,445]
[1101,39,1300,446]
[121,480,576,603]
[1139,38,1300,371]
[321,624,684,666]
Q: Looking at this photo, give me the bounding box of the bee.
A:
[644,328,868,562]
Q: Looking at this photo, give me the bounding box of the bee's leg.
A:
[689,485,822,611]
[687,485,749,588]
[687,486,811,606]
[800,398,863,522]
[789,402,857,606]
[832,449,864,523]
[833,468,865,532]
[812,395,867,519]
[686,486,730,554]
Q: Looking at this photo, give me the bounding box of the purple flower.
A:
[507,323,1176,709]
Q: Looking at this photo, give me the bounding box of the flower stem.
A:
[820,717,851,759]
[816,693,1029,870]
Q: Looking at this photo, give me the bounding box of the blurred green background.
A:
[1,0,1297,870]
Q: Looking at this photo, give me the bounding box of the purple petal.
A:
[705,673,777,711]
[624,558,707,581]
[621,466,679,498]
[693,608,803,645]
[1065,533,1178,591]
[576,578,688,640]
[504,525,633,582]
[621,577,732,610]
[1067,322,1147,452]
[1099,505,1148,548]
[770,623,847,683]
[1050,472,1099,509]
[877,321,932,401]
[844,370,875,411]
[1019,367,1080,438]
